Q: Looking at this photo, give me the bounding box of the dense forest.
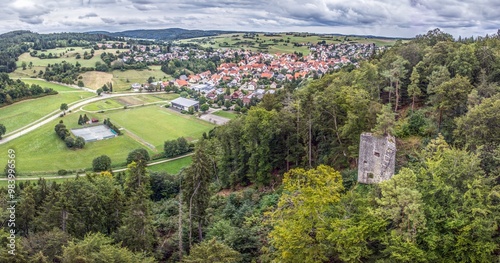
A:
[0,30,116,73]
[1,28,500,262]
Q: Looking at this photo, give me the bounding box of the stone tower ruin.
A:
[357,132,396,184]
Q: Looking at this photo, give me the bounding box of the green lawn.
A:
[0,113,145,174]
[103,106,215,148]
[20,79,79,92]
[82,99,124,111]
[148,156,193,174]
[0,105,213,173]
[81,93,180,111]
[0,89,95,132]
[213,110,239,120]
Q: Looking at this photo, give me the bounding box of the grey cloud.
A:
[132,4,157,11]
[101,17,115,23]
[19,16,44,24]
[78,13,99,19]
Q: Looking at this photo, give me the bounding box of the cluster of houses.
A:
[123,39,387,106]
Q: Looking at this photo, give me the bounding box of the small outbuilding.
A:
[170,97,199,111]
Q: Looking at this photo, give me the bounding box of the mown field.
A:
[101,105,214,148]
[81,93,179,111]
[0,113,145,174]
[0,81,95,132]
[0,154,192,187]
[0,104,212,173]
[178,33,401,55]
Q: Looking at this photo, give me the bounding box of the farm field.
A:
[16,47,123,68]
[102,105,215,148]
[0,85,95,132]
[79,71,114,90]
[111,66,171,91]
[148,155,193,174]
[178,33,401,55]
[0,113,145,174]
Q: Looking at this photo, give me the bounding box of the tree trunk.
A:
[198,220,203,241]
[411,95,415,112]
[188,180,202,248]
[395,81,399,112]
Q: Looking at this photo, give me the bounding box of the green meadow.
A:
[178,33,400,55]
[102,105,215,148]
[0,82,95,132]
[0,113,145,174]
[147,155,193,174]
[0,105,213,174]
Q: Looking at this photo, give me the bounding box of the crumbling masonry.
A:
[357,132,396,184]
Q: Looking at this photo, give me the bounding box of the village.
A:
[113,39,386,107]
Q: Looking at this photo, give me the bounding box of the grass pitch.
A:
[102,105,215,148]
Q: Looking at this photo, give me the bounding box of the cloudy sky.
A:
[1,0,497,38]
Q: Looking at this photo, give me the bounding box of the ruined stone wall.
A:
[357,132,396,184]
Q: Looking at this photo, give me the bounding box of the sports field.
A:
[81,93,179,111]
[0,104,213,174]
[0,115,144,173]
[103,105,215,148]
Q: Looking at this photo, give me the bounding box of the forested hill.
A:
[0,30,116,73]
[1,28,500,262]
[88,28,237,40]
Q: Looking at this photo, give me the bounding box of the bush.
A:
[57,169,68,176]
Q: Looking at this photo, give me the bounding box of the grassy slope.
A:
[148,156,193,174]
[0,86,95,132]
